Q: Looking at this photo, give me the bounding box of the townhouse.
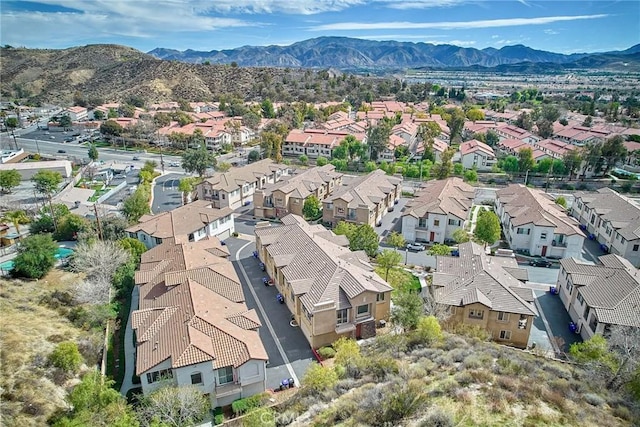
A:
[283,129,340,159]
[322,169,402,228]
[402,177,475,244]
[378,134,405,162]
[495,124,539,144]
[534,139,576,159]
[125,200,234,248]
[254,215,393,348]
[416,137,449,162]
[433,242,537,348]
[459,139,497,171]
[253,165,343,220]
[554,125,608,146]
[498,139,549,162]
[197,159,291,210]
[557,254,640,340]
[132,238,268,407]
[158,121,232,151]
[571,188,640,267]
[496,185,585,259]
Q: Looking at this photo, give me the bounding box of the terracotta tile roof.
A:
[574,188,640,241]
[403,177,474,221]
[497,185,584,236]
[560,255,640,328]
[259,164,342,199]
[324,169,401,210]
[499,139,528,151]
[460,139,495,157]
[254,215,392,313]
[434,242,538,316]
[126,200,233,240]
[132,238,267,375]
[200,159,289,193]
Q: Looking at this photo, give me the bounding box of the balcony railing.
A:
[551,240,567,247]
[215,382,242,397]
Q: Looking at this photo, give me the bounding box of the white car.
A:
[169,162,180,167]
[407,242,426,252]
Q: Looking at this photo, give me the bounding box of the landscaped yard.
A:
[375,265,421,293]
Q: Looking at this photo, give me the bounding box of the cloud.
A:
[374,0,466,10]
[310,14,609,31]
[544,29,559,35]
[352,34,449,40]
[491,35,500,39]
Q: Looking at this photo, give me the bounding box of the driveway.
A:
[532,290,582,354]
[375,197,408,240]
[152,173,183,214]
[225,238,315,390]
[580,237,606,263]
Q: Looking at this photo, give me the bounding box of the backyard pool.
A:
[0,246,74,272]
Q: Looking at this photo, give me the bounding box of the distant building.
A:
[459,139,497,171]
[0,159,72,180]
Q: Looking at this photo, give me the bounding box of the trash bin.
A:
[549,286,557,294]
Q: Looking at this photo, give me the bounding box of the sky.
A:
[1,0,639,54]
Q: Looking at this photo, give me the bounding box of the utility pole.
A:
[524,169,529,186]
[48,195,58,234]
[93,203,103,240]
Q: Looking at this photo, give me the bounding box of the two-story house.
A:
[571,188,640,267]
[132,238,268,408]
[253,165,343,220]
[496,185,585,259]
[459,139,497,171]
[557,254,640,340]
[197,159,290,210]
[254,215,393,348]
[402,177,475,244]
[433,242,537,349]
[125,200,234,248]
[495,124,539,144]
[322,169,402,228]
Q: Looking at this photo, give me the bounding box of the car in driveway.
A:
[407,242,426,252]
[57,149,66,153]
[529,257,553,268]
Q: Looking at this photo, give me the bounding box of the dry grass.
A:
[0,270,97,426]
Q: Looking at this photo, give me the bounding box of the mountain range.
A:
[148,37,640,70]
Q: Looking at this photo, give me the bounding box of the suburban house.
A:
[379,134,405,162]
[322,169,402,228]
[253,165,343,220]
[432,242,537,348]
[132,238,268,407]
[283,129,340,159]
[197,159,291,210]
[557,254,640,340]
[126,200,235,248]
[495,185,585,259]
[254,215,393,348]
[571,188,640,267]
[495,124,539,144]
[534,139,577,159]
[416,138,449,163]
[65,106,88,122]
[402,177,475,244]
[459,139,497,171]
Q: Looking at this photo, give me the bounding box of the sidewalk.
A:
[120,285,140,396]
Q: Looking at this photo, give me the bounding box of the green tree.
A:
[601,135,628,174]
[500,155,519,173]
[385,231,406,251]
[518,147,535,173]
[432,147,455,179]
[261,98,275,118]
[301,362,338,393]
[302,195,321,219]
[118,237,147,261]
[5,116,19,130]
[515,112,533,131]
[562,149,582,180]
[248,150,260,163]
[367,120,392,160]
[316,156,328,166]
[137,385,210,427]
[178,177,199,205]
[0,169,21,193]
[32,169,63,198]
[466,108,484,121]
[261,131,283,162]
[12,233,58,279]
[348,224,379,257]
[555,196,567,208]
[535,157,553,174]
[299,154,308,165]
[88,144,99,162]
[59,115,72,130]
[56,213,88,241]
[242,111,261,130]
[446,108,466,142]
[551,159,567,176]
[452,228,470,244]
[474,211,501,246]
[1,209,29,234]
[49,341,83,372]
[92,109,105,120]
[99,120,123,136]
[453,163,464,176]
[463,168,478,183]
[486,130,499,147]
[122,186,150,222]
[216,162,232,173]
[334,221,357,238]
[376,249,403,281]
[415,315,443,344]
[391,290,423,331]
[182,146,216,177]
[428,243,451,256]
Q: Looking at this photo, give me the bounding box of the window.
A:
[499,330,512,340]
[448,219,460,226]
[376,293,385,302]
[590,214,596,224]
[217,366,234,385]
[336,309,348,324]
[516,228,530,235]
[146,368,173,384]
[191,372,203,385]
[634,244,639,252]
[337,207,345,215]
[577,292,584,305]
[356,304,370,318]
[540,233,547,240]
[468,309,484,319]
[155,237,162,244]
[419,218,428,228]
[433,219,440,227]
[497,311,509,322]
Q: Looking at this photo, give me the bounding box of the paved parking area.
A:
[533,290,582,353]
[375,197,408,239]
[225,238,315,390]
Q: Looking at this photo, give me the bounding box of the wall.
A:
[140,358,175,395]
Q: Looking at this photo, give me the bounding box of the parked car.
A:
[57,149,66,153]
[169,161,180,167]
[132,156,140,161]
[529,257,552,268]
[407,242,426,252]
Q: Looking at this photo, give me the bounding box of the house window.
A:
[448,219,460,226]
[468,309,484,319]
[419,218,428,228]
[577,292,584,305]
[583,306,590,321]
[590,214,595,224]
[337,207,345,215]
[433,219,440,227]
[540,233,547,240]
[155,237,162,244]
[217,366,234,385]
[516,228,530,235]
[356,304,370,318]
[222,193,226,199]
[634,244,639,252]
[499,330,512,340]
[191,372,203,385]
[589,316,598,333]
[146,368,173,384]
[376,293,385,302]
[336,309,348,324]
[497,311,509,322]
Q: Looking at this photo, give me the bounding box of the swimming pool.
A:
[0,246,75,271]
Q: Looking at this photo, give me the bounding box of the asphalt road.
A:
[152,174,184,214]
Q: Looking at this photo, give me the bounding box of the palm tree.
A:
[2,210,30,235]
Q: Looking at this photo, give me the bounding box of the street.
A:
[152,174,184,214]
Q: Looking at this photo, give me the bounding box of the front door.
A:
[430,232,435,242]
[541,246,548,257]
[355,323,362,339]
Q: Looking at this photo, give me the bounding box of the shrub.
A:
[242,407,275,427]
[301,362,338,393]
[366,356,399,381]
[454,371,475,387]
[49,341,83,372]
[419,407,455,427]
[414,315,443,344]
[583,393,605,407]
[612,405,632,421]
[380,381,427,423]
[317,346,336,359]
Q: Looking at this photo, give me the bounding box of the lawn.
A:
[375,265,422,293]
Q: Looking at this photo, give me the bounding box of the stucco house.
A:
[459,139,497,171]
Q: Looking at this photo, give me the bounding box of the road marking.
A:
[234,241,299,387]
[533,297,560,355]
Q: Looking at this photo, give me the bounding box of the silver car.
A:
[407,242,426,251]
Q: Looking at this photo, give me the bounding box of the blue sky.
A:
[1,0,638,54]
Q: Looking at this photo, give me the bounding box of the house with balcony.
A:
[322,170,402,228]
[253,165,343,220]
[132,238,268,407]
[459,139,497,171]
[496,185,585,259]
[125,200,234,248]
[254,215,393,348]
[432,242,537,348]
[283,129,340,159]
[197,159,291,210]
[556,254,640,340]
[571,188,640,267]
[402,177,474,244]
